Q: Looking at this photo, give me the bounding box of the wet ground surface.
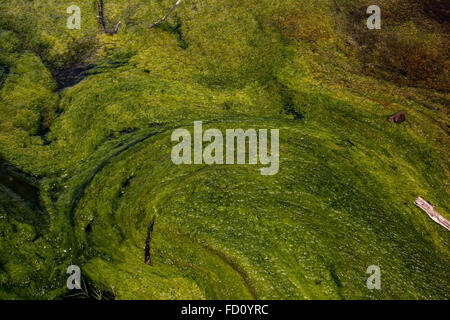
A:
[0,161,41,209]
[53,64,95,92]
[0,65,10,91]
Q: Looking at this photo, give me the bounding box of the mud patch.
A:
[0,161,41,209]
[0,160,49,234]
[53,64,95,92]
[0,65,10,92]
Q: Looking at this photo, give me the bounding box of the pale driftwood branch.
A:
[149,0,184,28]
[414,197,450,231]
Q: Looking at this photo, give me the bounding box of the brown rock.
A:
[388,112,406,124]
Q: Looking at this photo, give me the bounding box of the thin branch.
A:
[97,0,121,34]
[144,216,156,265]
[149,0,184,28]
[113,21,122,34]
[97,0,107,33]
[329,0,342,33]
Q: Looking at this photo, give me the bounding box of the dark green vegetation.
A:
[0,0,449,299]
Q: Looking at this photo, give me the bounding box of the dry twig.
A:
[97,0,121,34]
[144,216,156,265]
[149,0,184,28]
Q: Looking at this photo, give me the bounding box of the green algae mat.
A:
[0,0,449,299]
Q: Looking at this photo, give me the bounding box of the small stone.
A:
[388,112,406,124]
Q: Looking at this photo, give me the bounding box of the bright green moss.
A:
[0,0,448,299]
